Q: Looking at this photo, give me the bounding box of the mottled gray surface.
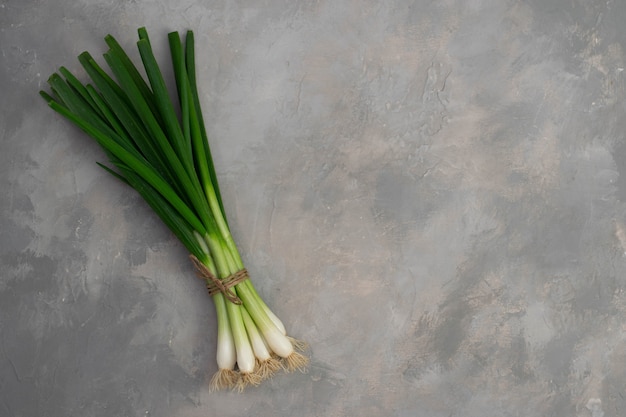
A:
[3,0,626,416]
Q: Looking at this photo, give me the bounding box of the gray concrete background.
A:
[3,0,626,416]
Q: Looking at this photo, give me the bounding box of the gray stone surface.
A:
[3,0,626,415]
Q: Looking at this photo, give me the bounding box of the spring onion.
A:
[40,28,308,391]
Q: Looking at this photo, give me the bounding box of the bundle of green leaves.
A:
[40,27,308,391]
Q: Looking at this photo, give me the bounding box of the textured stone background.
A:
[3,0,626,416]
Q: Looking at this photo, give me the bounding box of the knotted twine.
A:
[189,255,249,305]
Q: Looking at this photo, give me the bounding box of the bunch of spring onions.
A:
[39,28,308,391]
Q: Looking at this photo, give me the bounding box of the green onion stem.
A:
[40,27,308,390]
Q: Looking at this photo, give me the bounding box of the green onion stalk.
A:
[40,28,308,391]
